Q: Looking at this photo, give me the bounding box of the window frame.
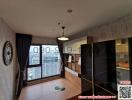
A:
[27,44,61,81]
[28,44,41,68]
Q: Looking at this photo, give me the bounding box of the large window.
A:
[27,45,61,81]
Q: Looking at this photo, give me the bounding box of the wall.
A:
[77,14,132,42]
[63,37,87,54]
[0,18,16,100]
[67,14,132,42]
[32,36,57,45]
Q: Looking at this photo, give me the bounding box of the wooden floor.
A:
[19,78,81,100]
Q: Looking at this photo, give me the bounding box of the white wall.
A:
[0,18,16,100]
[63,37,87,54]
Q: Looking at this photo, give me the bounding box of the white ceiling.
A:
[0,0,132,38]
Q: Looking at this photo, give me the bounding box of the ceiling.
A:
[0,0,132,38]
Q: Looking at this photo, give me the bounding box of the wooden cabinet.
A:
[80,38,132,97]
[64,53,81,74]
[116,39,131,84]
[81,41,117,96]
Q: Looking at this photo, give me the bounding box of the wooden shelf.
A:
[64,53,81,74]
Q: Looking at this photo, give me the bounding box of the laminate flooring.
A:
[19,78,81,100]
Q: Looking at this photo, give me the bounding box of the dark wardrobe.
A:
[81,40,117,96]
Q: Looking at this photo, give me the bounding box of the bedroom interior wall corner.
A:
[0,18,17,100]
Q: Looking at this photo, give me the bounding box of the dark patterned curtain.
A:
[16,33,32,96]
[56,39,65,77]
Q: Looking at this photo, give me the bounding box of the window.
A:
[29,46,40,65]
[28,67,41,81]
[42,45,61,77]
[27,45,61,81]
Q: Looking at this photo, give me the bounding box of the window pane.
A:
[28,67,41,81]
[42,45,61,77]
[29,46,40,65]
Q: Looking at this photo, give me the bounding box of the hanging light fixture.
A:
[58,26,69,41]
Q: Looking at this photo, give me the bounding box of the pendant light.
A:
[58,26,69,41]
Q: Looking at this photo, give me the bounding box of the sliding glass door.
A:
[27,45,61,81]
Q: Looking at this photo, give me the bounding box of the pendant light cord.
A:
[62,26,65,36]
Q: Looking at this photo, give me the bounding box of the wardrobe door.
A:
[81,44,93,95]
[81,41,117,96]
[94,42,108,86]
[94,40,117,95]
[107,40,117,92]
[128,38,132,84]
[94,41,110,95]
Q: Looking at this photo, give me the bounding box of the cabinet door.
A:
[94,40,117,95]
[81,44,92,78]
[81,44,92,95]
[106,40,117,92]
[128,38,132,84]
[93,42,108,86]
[81,41,117,95]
